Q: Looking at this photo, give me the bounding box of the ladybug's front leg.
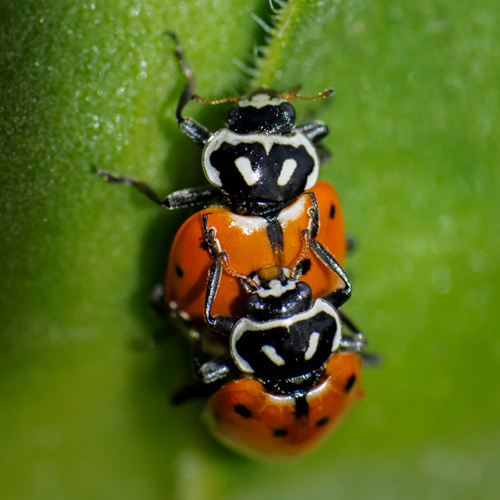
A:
[204,259,239,335]
[303,197,352,307]
[168,32,211,147]
[201,214,240,335]
[310,238,352,308]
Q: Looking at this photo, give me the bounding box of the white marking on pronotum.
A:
[202,129,320,190]
[261,345,286,366]
[204,129,318,161]
[277,158,298,186]
[202,155,223,187]
[235,156,259,186]
[230,300,342,373]
[304,332,320,360]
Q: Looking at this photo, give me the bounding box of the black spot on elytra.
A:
[273,429,288,437]
[330,204,336,219]
[300,259,311,275]
[175,265,184,278]
[234,404,252,419]
[315,417,330,427]
[213,411,221,422]
[200,241,209,250]
[344,375,356,393]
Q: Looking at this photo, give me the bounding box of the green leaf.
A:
[1,0,499,499]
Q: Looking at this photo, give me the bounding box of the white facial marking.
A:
[261,345,286,366]
[277,158,298,186]
[235,156,259,186]
[304,332,320,361]
[239,94,284,109]
[257,279,296,298]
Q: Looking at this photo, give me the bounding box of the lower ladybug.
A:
[170,240,368,458]
[203,352,363,458]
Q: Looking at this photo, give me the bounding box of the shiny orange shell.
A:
[164,181,346,325]
[203,353,364,458]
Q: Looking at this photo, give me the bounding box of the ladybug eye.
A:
[280,101,296,124]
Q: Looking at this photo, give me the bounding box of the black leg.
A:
[337,309,366,353]
[296,121,329,144]
[305,192,320,238]
[201,215,240,335]
[94,166,219,208]
[171,379,215,405]
[346,234,357,254]
[203,259,238,335]
[310,238,352,307]
[297,122,330,165]
[339,309,362,334]
[315,145,331,165]
[338,310,381,366]
[149,283,168,318]
[167,32,211,147]
[169,303,235,384]
[171,355,236,405]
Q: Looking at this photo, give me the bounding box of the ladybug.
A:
[203,352,364,458]
[172,251,368,458]
[95,34,335,216]
[96,34,352,324]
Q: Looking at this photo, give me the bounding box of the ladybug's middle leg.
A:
[94,167,219,209]
[338,310,381,366]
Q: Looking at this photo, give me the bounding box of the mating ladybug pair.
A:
[97,34,373,458]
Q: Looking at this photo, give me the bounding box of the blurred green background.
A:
[1,0,499,498]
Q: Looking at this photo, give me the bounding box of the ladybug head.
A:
[245,277,313,322]
[227,90,296,135]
